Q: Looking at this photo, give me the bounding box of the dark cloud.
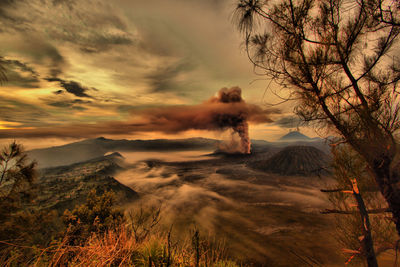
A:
[0,0,17,16]
[117,105,138,113]
[79,47,99,54]
[72,106,87,111]
[1,60,40,88]
[136,20,185,57]
[46,99,91,108]
[3,59,39,77]
[46,101,72,108]
[52,0,76,7]
[19,40,64,66]
[71,99,92,104]
[2,37,67,77]
[0,97,51,127]
[0,87,279,141]
[0,0,17,6]
[53,90,64,95]
[45,78,94,98]
[0,0,274,139]
[146,61,194,93]
[36,43,65,77]
[179,0,229,9]
[3,70,39,88]
[71,32,133,54]
[45,77,62,82]
[0,0,133,53]
[0,0,33,32]
[60,81,92,98]
[41,1,133,53]
[273,116,302,128]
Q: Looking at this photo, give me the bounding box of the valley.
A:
[114,149,339,265]
[28,133,348,265]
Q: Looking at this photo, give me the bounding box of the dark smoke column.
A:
[211,87,251,154]
[234,121,250,154]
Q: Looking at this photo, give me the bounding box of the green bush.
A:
[62,189,124,245]
[0,142,61,264]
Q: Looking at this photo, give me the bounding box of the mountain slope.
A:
[28,137,219,168]
[248,145,331,176]
[279,131,312,141]
[36,152,138,212]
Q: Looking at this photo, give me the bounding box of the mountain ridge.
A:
[27,135,330,168]
[279,131,312,141]
[28,137,220,168]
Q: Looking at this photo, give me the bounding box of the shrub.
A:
[62,189,124,245]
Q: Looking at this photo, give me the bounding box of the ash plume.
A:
[137,86,267,154]
[0,87,277,152]
[209,87,251,153]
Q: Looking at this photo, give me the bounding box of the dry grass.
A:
[39,227,137,266]
[3,225,239,267]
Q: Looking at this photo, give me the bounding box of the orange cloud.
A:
[0,87,279,143]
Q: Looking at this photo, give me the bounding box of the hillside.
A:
[248,145,331,176]
[34,152,138,212]
[28,137,219,168]
[27,135,330,169]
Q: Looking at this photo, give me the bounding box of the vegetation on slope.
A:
[0,142,239,266]
[36,152,138,212]
[1,185,239,266]
[248,145,331,176]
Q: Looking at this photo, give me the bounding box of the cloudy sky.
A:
[0,0,311,148]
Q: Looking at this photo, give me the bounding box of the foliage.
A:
[0,142,238,265]
[62,189,124,245]
[0,142,62,264]
[0,209,61,265]
[127,204,161,243]
[32,227,236,267]
[234,0,400,236]
[326,145,397,265]
[0,198,237,266]
[0,141,37,202]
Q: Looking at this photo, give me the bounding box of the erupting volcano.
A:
[210,88,251,154]
[0,87,274,154]
[132,86,270,154]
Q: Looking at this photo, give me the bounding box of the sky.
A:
[0,0,315,149]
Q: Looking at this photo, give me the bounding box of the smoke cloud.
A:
[209,87,251,153]
[137,87,267,153]
[0,87,277,153]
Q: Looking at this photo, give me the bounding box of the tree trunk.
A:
[371,154,400,236]
[351,179,379,267]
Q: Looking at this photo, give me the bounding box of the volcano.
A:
[248,145,331,176]
[279,131,312,142]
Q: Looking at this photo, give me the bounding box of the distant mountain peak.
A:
[279,131,311,141]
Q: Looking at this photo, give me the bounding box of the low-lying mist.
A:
[114,150,213,164]
[114,150,338,264]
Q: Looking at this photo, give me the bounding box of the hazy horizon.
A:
[0,129,326,151]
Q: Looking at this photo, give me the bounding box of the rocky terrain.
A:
[34,152,138,212]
